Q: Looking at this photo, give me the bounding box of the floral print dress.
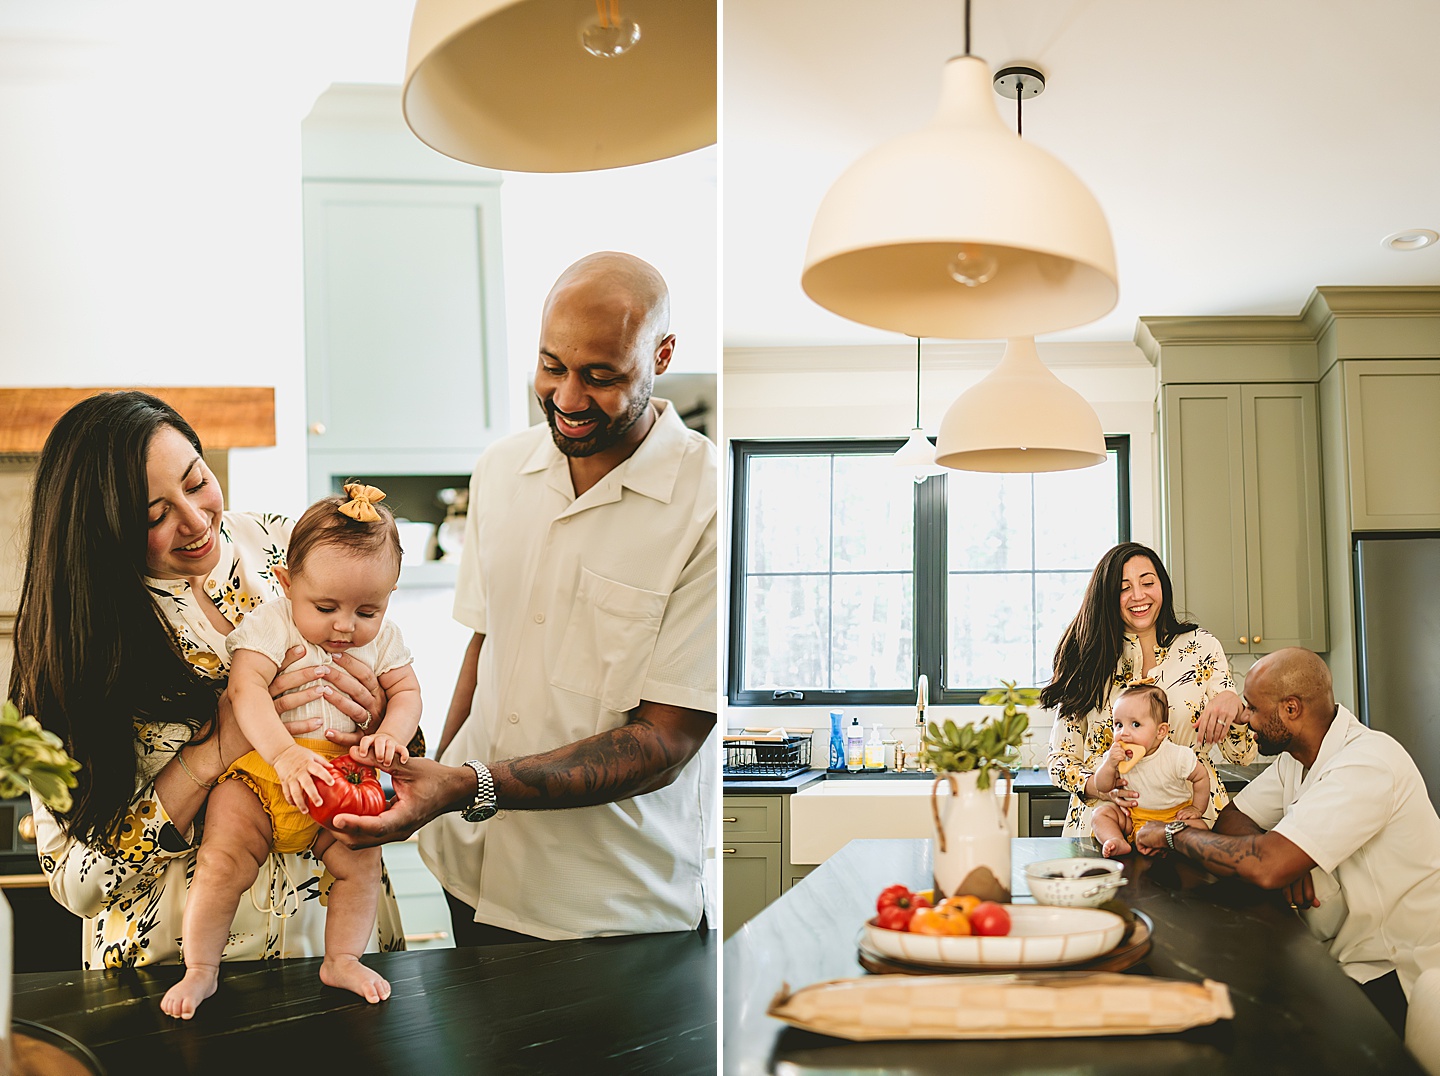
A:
[31,512,406,969]
[1047,628,1258,837]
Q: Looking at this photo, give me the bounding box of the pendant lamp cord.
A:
[915,337,923,428]
[963,0,971,55]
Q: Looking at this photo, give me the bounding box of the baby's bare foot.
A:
[1102,836,1132,858]
[320,955,391,1004]
[161,965,220,1019]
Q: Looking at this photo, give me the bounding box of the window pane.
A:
[831,573,913,689]
[946,472,1034,571]
[1033,454,1120,570]
[1034,571,1094,684]
[947,571,1035,688]
[743,574,829,689]
[832,456,914,572]
[746,456,831,573]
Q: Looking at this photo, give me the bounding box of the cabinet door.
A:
[1345,360,1440,530]
[721,843,781,939]
[1241,384,1327,652]
[1163,386,1250,652]
[303,181,508,497]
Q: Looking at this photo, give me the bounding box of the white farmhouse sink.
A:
[788,778,1019,865]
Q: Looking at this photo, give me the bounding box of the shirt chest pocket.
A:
[551,567,670,715]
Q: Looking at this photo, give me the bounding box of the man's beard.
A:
[543,392,651,458]
[1252,711,1293,756]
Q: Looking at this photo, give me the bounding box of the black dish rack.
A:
[722,734,812,780]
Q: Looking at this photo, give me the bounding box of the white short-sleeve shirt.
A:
[1232,706,1440,994]
[226,597,413,734]
[1120,738,1199,813]
[417,400,718,940]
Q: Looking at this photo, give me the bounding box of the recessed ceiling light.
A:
[1383,229,1439,251]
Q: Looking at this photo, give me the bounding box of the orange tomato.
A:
[910,905,973,936]
[939,894,981,918]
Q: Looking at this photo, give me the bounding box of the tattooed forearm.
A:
[1173,828,1269,883]
[490,704,714,810]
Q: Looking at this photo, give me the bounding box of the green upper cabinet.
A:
[1342,360,1440,530]
[303,180,507,499]
[1161,382,1327,655]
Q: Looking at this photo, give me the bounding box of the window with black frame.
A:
[728,436,1130,706]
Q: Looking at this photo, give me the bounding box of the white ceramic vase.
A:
[0,888,11,1075]
[931,769,1012,903]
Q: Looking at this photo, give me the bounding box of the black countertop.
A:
[13,931,717,1075]
[724,764,1270,796]
[724,837,1418,1075]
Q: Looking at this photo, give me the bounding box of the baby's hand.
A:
[1174,805,1202,821]
[1105,741,1130,766]
[358,733,410,768]
[273,744,335,810]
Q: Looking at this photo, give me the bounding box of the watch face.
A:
[462,802,498,823]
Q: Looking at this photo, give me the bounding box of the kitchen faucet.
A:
[908,673,928,770]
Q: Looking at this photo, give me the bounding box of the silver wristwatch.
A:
[1164,820,1187,850]
[460,760,498,823]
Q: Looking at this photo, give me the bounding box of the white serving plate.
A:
[863,905,1126,968]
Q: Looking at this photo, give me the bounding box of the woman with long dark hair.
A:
[8,391,404,969]
[1042,542,1256,836]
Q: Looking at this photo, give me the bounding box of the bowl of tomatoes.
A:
[864,884,1125,968]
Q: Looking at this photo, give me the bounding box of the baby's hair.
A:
[1117,682,1169,725]
[287,489,402,576]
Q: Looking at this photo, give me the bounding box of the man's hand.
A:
[328,755,473,849]
[1135,820,1169,855]
[1284,870,1318,910]
[1194,689,1245,747]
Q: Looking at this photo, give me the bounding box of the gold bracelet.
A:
[176,748,216,791]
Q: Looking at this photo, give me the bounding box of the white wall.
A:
[720,340,1160,763]
[0,2,717,515]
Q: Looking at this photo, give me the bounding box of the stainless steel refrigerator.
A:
[1354,535,1440,812]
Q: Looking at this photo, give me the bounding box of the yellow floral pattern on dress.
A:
[1047,628,1257,836]
[34,512,407,970]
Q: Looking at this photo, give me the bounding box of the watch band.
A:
[460,760,498,823]
[1165,821,1186,850]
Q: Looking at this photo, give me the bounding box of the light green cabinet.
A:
[722,792,814,938]
[1161,383,1326,655]
[1343,360,1440,530]
[302,180,508,500]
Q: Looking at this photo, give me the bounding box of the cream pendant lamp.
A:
[934,336,1106,472]
[800,5,1117,339]
[894,337,947,482]
[403,0,717,173]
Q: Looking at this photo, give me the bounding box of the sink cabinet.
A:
[1160,382,1327,655]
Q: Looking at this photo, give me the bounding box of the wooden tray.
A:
[858,908,1153,977]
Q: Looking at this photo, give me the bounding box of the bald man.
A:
[1137,647,1440,1033]
[332,252,718,943]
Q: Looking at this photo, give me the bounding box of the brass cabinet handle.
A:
[722,847,737,854]
[1240,636,1248,645]
[308,422,327,436]
[1254,635,1262,644]
[17,814,35,842]
[723,817,738,823]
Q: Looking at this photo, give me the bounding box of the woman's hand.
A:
[1098,774,1139,810]
[1194,689,1245,747]
[269,645,387,733]
[272,743,336,810]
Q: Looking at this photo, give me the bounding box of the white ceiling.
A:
[723,0,1440,348]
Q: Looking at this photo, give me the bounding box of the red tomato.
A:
[875,884,932,931]
[968,901,1012,936]
[306,755,386,828]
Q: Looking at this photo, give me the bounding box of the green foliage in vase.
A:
[919,680,1037,790]
[0,700,81,812]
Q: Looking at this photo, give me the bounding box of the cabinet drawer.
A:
[722,795,782,842]
[1028,793,1071,837]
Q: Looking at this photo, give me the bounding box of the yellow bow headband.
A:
[339,482,387,523]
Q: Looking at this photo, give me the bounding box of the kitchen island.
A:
[12,929,716,1075]
[725,837,1420,1075]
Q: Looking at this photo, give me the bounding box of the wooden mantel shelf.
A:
[0,387,275,453]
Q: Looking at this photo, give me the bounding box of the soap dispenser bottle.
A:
[864,723,885,770]
[827,710,847,772]
[845,717,864,772]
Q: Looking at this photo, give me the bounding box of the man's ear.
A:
[653,333,676,376]
[274,564,291,592]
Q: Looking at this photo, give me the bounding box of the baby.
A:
[1091,683,1210,858]
[162,484,421,1018]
